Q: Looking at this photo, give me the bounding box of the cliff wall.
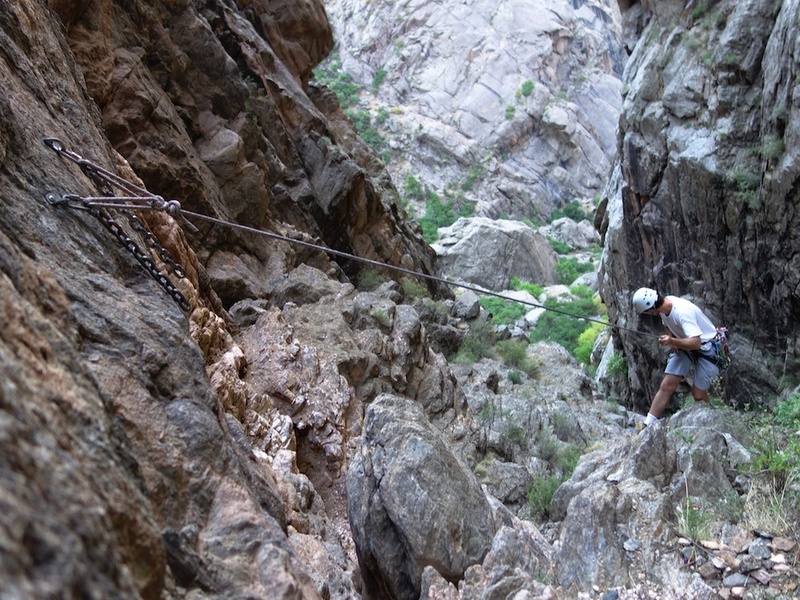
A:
[597,0,800,410]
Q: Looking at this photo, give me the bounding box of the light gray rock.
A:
[539,217,601,250]
[347,394,495,600]
[433,217,558,290]
[597,0,794,412]
[324,0,624,219]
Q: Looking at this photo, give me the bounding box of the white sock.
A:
[644,413,659,426]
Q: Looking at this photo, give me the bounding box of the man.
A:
[632,287,720,426]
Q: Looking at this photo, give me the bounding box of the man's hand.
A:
[659,335,700,351]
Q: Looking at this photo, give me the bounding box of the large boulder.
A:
[347,394,495,600]
[433,217,558,290]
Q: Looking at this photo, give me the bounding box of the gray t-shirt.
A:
[660,296,717,343]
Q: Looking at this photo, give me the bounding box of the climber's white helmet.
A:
[632,287,658,313]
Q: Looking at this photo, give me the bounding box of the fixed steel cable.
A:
[179,208,660,340]
[43,136,659,339]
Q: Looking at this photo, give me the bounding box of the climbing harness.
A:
[44,137,191,311]
[711,326,733,370]
[42,136,662,340]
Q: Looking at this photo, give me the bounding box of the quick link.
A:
[44,138,191,312]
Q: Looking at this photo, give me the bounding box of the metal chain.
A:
[43,138,191,312]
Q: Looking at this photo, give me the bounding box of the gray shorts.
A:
[664,345,720,391]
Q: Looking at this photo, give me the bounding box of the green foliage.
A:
[550,200,589,223]
[548,237,571,255]
[371,67,387,93]
[534,428,559,463]
[404,174,423,201]
[606,354,628,379]
[676,497,713,542]
[775,393,800,427]
[461,165,484,192]
[401,279,428,299]
[527,475,561,520]
[371,308,391,327]
[746,415,800,493]
[574,322,605,365]
[529,296,598,359]
[556,444,581,475]
[453,318,496,363]
[418,192,457,242]
[504,422,528,448]
[731,170,760,209]
[478,401,507,423]
[520,80,535,97]
[375,106,390,125]
[508,370,523,385]
[479,297,527,325]
[556,257,594,285]
[762,134,785,160]
[691,1,709,21]
[357,268,386,291]
[496,339,528,366]
[551,411,574,442]
[345,108,389,160]
[458,202,476,218]
[497,339,540,378]
[510,277,544,299]
[505,105,515,120]
[313,52,361,108]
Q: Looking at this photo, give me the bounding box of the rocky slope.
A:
[322,0,625,220]
[1,1,799,600]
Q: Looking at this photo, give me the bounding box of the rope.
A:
[179,209,660,340]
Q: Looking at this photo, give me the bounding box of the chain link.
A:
[43,138,191,312]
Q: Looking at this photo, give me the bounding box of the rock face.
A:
[597,0,800,411]
[0,0,448,597]
[433,217,559,290]
[323,0,625,219]
[3,0,800,599]
[347,394,495,600]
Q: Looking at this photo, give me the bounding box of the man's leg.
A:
[648,373,683,419]
[692,386,709,401]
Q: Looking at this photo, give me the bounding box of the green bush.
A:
[357,268,386,291]
[418,191,456,242]
[461,165,484,192]
[606,354,628,378]
[574,322,605,364]
[775,393,800,427]
[510,277,544,299]
[529,296,597,356]
[556,257,594,285]
[404,174,423,201]
[556,444,581,476]
[550,200,589,223]
[371,67,387,93]
[548,237,571,255]
[401,279,428,299]
[527,475,562,520]
[747,417,800,493]
[313,52,361,108]
[497,339,539,378]
[479,297,528,325]
[496,339,528,366]
[453,318,496,363]
[521,80,535,97]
